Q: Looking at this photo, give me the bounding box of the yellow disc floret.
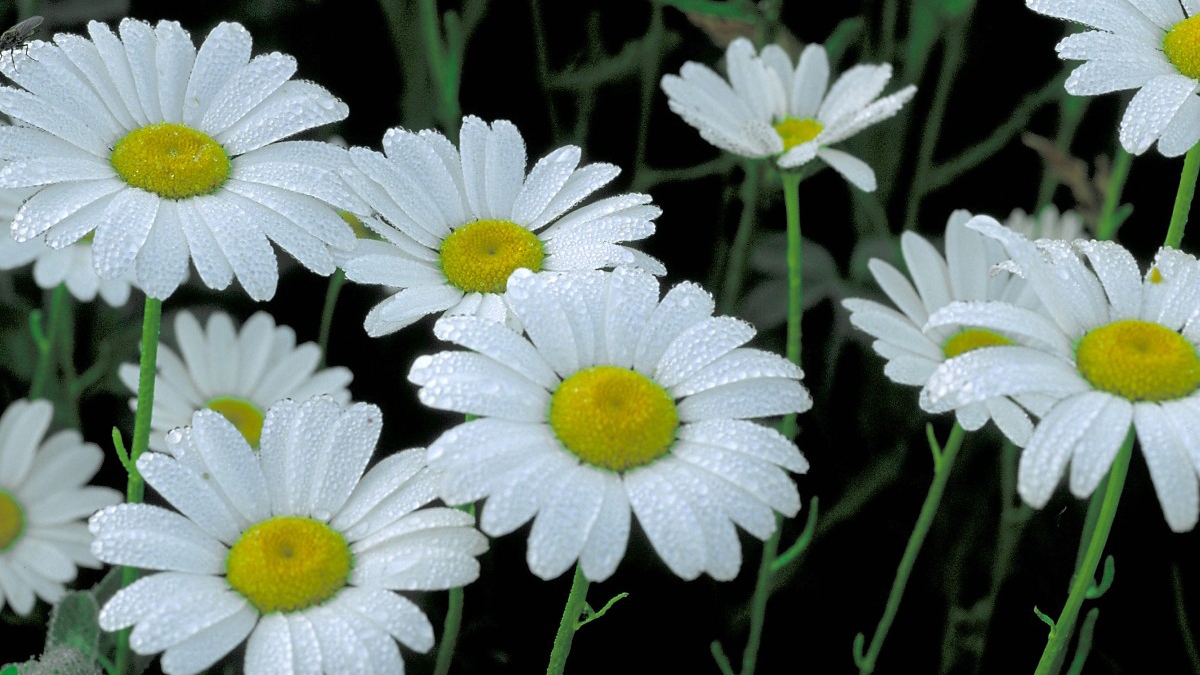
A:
[110,123,231,200]
[942,328,1015,359]
[549,365,679,472]
[0,489,24,552]
[439,219,545,294]
[774,117,824,152]
[1164,15,1200,80]
[226,516,352,614]
[1076,319,1200,401]
[205,396,266,448]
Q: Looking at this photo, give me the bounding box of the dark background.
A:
[1,1,1198,674]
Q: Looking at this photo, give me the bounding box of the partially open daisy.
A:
[843,210,1043,445]
[89,396,488,675]
[118,310,352,452]
[339,115,665,337]
[1027,0,1200,156]
[660,37,915,191]
[922,216,1200,531]
[0,399,122,616]
[0,19,363,300]
[409,266,811,582]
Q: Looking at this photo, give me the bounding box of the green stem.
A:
[739,515,782,675]
[317,268,346,369]
[546,563,591,675]
[780,170,803,441]
[902,27,965,234]
[856,422,966,675]
[29,283,67,401]
[1095,146,1132,242]
[718,160,763,316]
[433,586,465,675]
[1032,430,1133,675]
[114,295,163,675]
[1164,143,1200,249]
[416,0,461,138]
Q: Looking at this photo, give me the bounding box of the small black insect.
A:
[0,15,43,69]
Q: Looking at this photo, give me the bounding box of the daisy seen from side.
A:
[922,215,1200,532]
[89,396,488,675]
[660,37,916,191]
[118,310,352,452]
[0,18,364,301]
[408,266,811,582]
[0,398,122,616]
[843,210,1044,445]
[339,115,665,337]
[1027,0,1200,156]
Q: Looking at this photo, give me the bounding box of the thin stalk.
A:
[432,586,465,675]
[1032,430,1133,675]
[1164,143,1200,249]
[29,283,67,401]
[416,0,461,138]
[545,563,591,675]
[855,422,966,675]
[739,514,782,675]
[317,268,346,369]
[718,160,763,316]
[1095,146,1132,242]
[902,28,965,234]
[780,169,803,441]
[114,295,163,675]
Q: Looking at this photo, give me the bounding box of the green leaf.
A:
[46,592,101,656]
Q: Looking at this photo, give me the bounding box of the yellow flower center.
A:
[110,123,231,200]
[549,366,679,472]
[773,117,824,152]
[225,516,352,614]
[205,396,265,448]
[439,219,545,294]
[1075,319,1200,401]
[1164,14,1200,80]
[942,329,1015,359]
[0,489,24,552]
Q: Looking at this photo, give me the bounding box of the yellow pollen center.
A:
[225,516,352,614]
[110,123,231,199]
[439,219,545,294]
[205,396,265,448]
[549,365,679,472]
[942,329,1015,359]
[1164,15,1200,79]
[773,117,824,152]
[0,489,24,552]
[1075,319,1200,401]
[1151,266,1165,284]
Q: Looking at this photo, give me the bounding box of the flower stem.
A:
[114,295,163,675]
[780,169,803,440]
[718,160,763,316]
[1164,143,1200,249]
[317,268,345,369]
[433,586,465,675]
[1095,146,1131,242]
[739,514,782,675]
[855,422,965,675]
[546,563,591,675]
[1032,429,1133,675]
[29,283,67,401]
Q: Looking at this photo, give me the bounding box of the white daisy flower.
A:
[0,18,364,301]
[408,266,811,582]
[922,215,1200,532]
[339,115,665,337]
[660,37,916,191]
[118,310,352,452]
[1004,205,1086,241]
[0,398,122,616]
[1027,0,1200,156]
[843,210,1044,445]
[89,396,488,675]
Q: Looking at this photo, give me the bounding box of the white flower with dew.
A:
[0,399,121,616]
[0,18,365,300]
[660,37,916,191]
[922,215,1200,532]
[339,115,665,337]
[408,266,811,582]
[843,210,1043,445]
[1027,0,1200,156]
[89,396,488,675]
[118,310,352,452]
